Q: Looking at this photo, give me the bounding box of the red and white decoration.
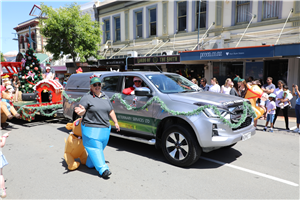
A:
[33,80,63,103]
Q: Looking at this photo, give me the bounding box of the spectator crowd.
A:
[192,75,300,133]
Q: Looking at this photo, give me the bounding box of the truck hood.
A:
[168,91,247,108]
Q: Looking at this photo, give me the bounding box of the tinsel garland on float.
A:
[17,102,63,122]
[62,91,256,129]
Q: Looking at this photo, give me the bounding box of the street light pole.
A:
[197,0,201,50]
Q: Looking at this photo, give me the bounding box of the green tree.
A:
[39,3,102,67]
[1,52,5,62]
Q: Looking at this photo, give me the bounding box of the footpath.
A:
[256,108,298,133]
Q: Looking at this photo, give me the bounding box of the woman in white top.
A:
[43,66,54,80]
[220,78,233,94]
[273,80,290,130]
[209,77,220,93]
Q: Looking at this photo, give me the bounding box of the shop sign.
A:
[181,46,275,61]
[134,55,180,64]
[274,43,300,57]
[98,59,127,66]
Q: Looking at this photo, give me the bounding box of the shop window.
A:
[245,62,264,81]
[115,17,121,41]
[166,65,204,83]
[25,33,29,44]
[149,8,156,36]
[102,76,119,92]
[236,1,251,23]
[104,19,110,42]
[31,31,37,50]
[21,36,25,50]
[196,1,206,29]
[296,1,300,13]
[216,1,223,26]
[264,60,288,86]
[178,1,187,31]
[213,62,243,86]
[263,1,279,19]
[136,11,143,38]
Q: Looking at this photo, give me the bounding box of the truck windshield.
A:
[146,74,199,93]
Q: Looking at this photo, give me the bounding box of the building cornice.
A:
[14,21,39,32]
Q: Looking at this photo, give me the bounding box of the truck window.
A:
[66,73,95,90]
[124,76,149,88]
[102,76,119,92]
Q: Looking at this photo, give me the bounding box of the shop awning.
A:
[40,65,67,72]
[51,66,67,72]
[180,45,274,61]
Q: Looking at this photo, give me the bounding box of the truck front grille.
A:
[232,117,252,131]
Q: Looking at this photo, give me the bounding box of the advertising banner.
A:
[180,46,274,61]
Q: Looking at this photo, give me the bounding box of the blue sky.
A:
[0,0,92,54]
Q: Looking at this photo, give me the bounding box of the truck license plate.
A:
[242,132,251,141]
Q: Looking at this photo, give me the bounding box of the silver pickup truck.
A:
[63,71,255,167]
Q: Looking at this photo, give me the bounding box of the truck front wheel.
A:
[161,125,202,167]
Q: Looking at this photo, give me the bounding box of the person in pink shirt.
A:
[263,93,276,132]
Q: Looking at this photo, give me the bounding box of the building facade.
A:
[95,0,300,105]
[13,2,100,79]
[14,18,46,54]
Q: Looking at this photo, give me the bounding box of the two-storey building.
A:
[94,0,300,106]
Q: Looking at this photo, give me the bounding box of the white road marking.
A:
[200,157,299,187]
[290,126,297,131]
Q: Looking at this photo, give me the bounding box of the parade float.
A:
[14,78,63,122]
[1,46,63,123]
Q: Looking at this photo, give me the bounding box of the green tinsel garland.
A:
[62,91,82,102]
[17,104,63,118]
[62,91,256,129]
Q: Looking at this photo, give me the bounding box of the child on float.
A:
[11,74,20,102]
[263,93,276,132]
[0,131,10,198]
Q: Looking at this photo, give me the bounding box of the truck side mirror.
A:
[135,87,152,97]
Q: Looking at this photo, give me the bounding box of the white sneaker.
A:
[293,128,299,133]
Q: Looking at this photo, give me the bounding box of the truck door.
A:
[112,76,155,136]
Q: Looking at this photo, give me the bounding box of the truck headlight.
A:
[203,108,228,118]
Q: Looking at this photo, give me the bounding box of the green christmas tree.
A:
[19,48,44,93]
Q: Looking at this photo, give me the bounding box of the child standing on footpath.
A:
[264,94,276,132]
[0,131,10,198]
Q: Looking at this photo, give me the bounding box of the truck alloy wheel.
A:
[165,132,189,161]
[161,125,201,167]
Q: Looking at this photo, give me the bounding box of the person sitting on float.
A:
[43,66,54,80]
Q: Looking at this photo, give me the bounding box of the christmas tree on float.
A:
[19,45,44,93]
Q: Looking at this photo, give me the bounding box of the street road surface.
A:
[2,116,299,199]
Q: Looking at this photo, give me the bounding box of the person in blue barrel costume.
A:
[75,75,120,179]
